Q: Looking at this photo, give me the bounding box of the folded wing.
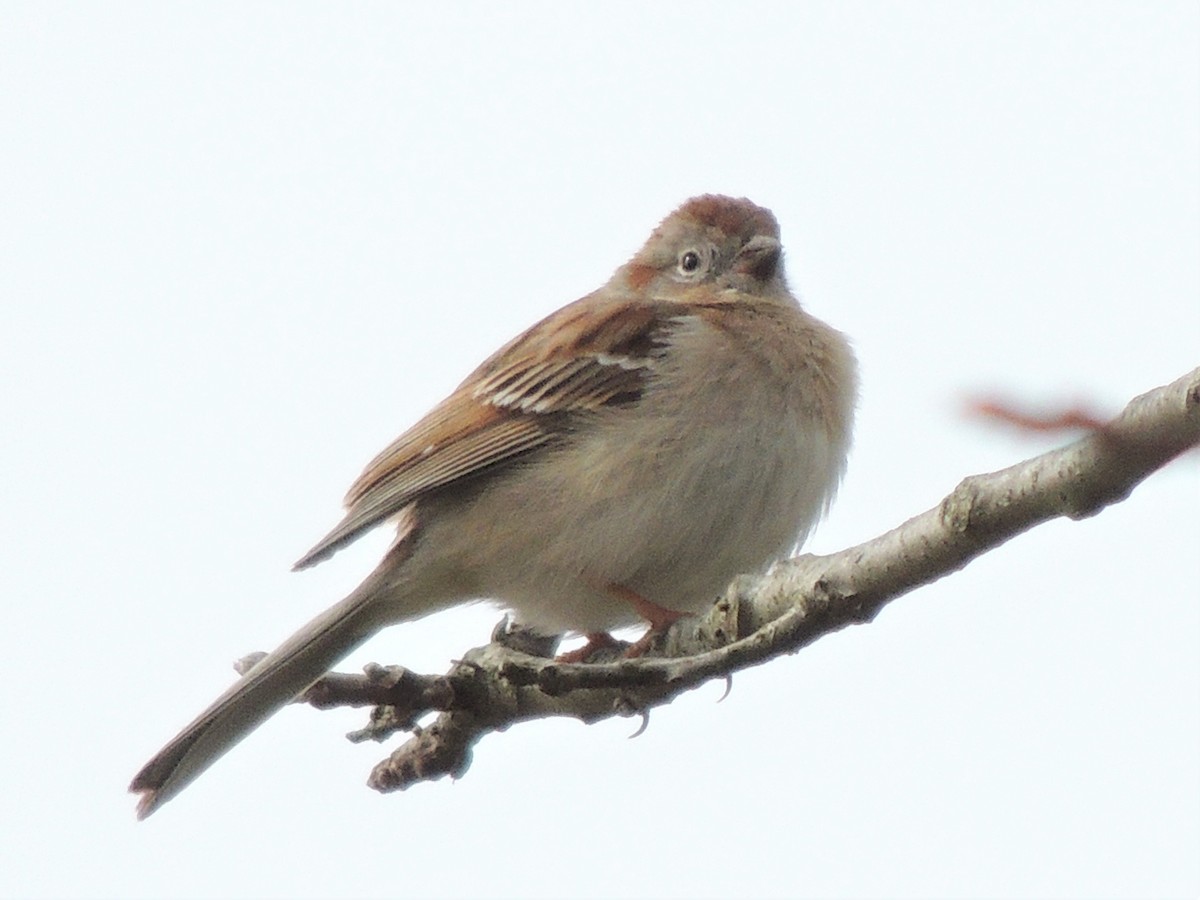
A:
[292,294,679,570]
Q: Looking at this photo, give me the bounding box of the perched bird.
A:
[130,195,857,819]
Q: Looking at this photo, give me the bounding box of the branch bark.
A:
[288,366,1200,795]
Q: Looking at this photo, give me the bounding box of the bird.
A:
[129,194,857,819]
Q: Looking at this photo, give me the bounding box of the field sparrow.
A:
[130,195,857,818]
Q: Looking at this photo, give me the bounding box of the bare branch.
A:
[289,366,1200,795]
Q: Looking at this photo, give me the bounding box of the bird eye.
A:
[677,249,703,275]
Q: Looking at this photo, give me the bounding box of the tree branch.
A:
[287,366,1200,795]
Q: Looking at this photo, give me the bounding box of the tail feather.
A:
[129,587,383,819]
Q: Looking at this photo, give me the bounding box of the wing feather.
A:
[292,295,680,570]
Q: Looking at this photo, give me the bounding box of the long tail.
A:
[129,579,390,820]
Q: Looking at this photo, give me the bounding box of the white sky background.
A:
[1,3,1197,898]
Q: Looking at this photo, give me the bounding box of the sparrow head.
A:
[617,195,786,297]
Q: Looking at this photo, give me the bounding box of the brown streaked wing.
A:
[470,293,676,412]
[292,295,679,571]
[292,397,551,570]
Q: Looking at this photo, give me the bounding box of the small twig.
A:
[966,397,1111,434]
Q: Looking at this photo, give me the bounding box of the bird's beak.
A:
[732,235,782,280]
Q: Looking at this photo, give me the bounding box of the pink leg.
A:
[555,632,620,664]
[608,584,688,658]
[553,584,690,662]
